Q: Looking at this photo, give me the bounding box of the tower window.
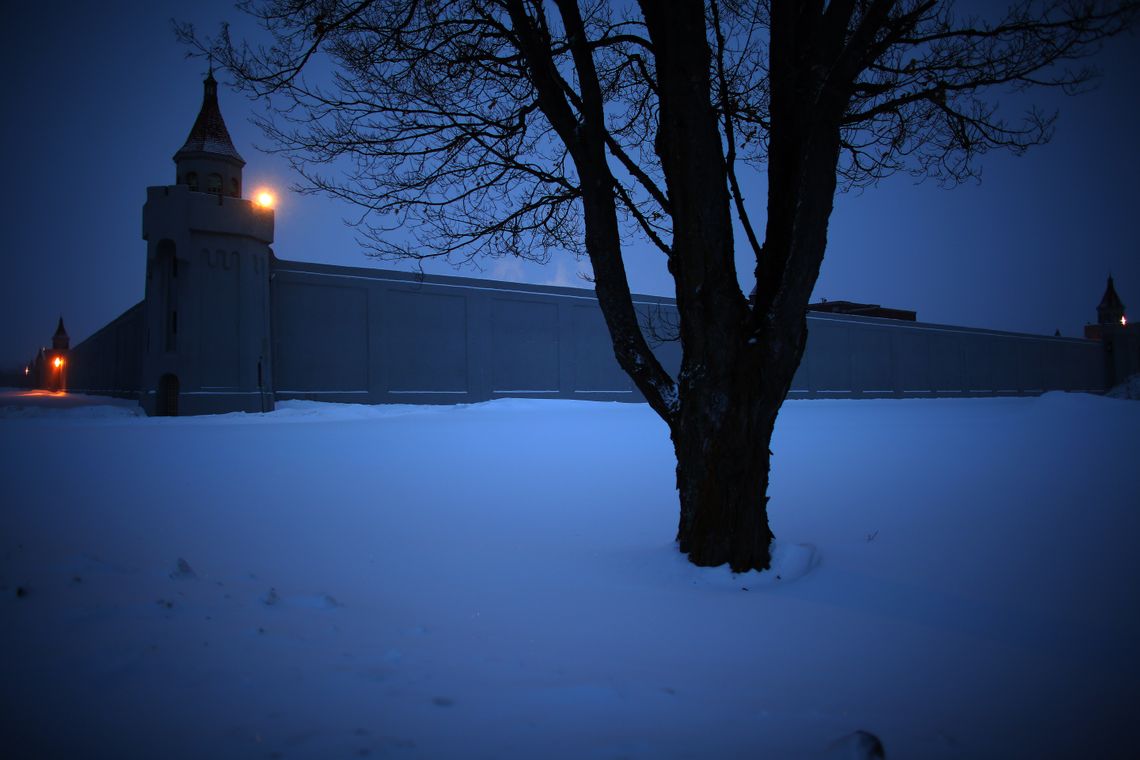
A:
[186,172,199,191]
[231,177,240,198]
[207,173,223,194]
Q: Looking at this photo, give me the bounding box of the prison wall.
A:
[269,259,680,404]
[789,312,1104,397]
[270,259,1106,404]
[68,301,144,398]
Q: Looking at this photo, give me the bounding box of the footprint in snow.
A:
[262,587,342,609]
[169,558,197,580]
[825,730,886,759]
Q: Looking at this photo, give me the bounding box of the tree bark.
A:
[672,363,781,572]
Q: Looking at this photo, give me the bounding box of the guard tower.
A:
[1096,275,1126,327]
[1085,275,1137,390]
[33,317,70,391]
[140,72,275,416]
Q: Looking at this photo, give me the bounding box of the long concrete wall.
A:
[789,312,1104,397]
[270,259,680,404]
[68,302,144,397]
[270,259,1106,404]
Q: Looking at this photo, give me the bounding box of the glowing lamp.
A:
[254,190,276,210]
[1122,315,1128,327]
[53,357,63,369]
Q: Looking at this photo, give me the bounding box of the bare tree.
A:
[182,0,1136,571]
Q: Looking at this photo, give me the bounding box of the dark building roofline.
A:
[806,300,917,321]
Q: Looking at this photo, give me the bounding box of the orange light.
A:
[53,357,63,369]
[254,189,276,209]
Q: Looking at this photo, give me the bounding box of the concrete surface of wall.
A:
[67,302,144,397]
[270,260,678,404]
[270,260,1104,405]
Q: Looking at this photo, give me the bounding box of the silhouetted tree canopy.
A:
[182,0,1137,571]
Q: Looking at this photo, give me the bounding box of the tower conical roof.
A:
[52,316,69,350]
[173,70,245,164]
[1096,275,1126,325]
[1099,275,1124,310]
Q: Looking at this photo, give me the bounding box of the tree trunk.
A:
[640,0,798,573]
[670,315,809,573]
[672,381,779,572]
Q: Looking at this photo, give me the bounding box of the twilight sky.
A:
[2,1,1137,369]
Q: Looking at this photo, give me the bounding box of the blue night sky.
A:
[1,1,1137,369]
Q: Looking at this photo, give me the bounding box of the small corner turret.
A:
[52,316,70,350]
[173,69,245,198]
[1086,275,1128,340]
[1085,274,1138,390]
[30,316,69,391]
[1096,274,1126,327]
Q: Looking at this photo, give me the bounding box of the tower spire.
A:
[175,70,244,163]
[173,71,245,197]
[52,316,69,350]
[1097,274,1126,326]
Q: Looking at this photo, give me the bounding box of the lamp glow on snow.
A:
[254,189,276,210]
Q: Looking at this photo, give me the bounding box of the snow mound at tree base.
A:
[1106,372,1140,399]
[678,541,820,591]
[761,541,820,584]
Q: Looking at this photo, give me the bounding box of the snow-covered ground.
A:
[1,389,1138,759]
